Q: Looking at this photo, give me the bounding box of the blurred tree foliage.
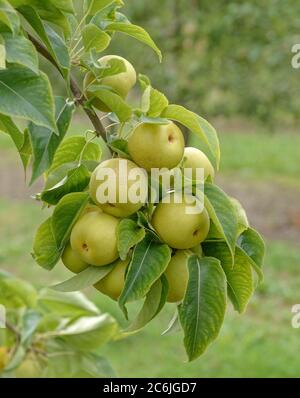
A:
[108,0,300,127]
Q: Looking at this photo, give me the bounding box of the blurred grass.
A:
[1,120,300,377]
[189,129,300,185]
[219,131,300,184]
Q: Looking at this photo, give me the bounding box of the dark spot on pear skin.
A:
[168,134,175,143]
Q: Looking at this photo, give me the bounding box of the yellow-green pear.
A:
[0,347,8,371]
[15,356,43,378]
[94,258,130,300]
[61,243,89,274]
[82,203,102,215]
[127,122,185,171]
[70,212,119,266]
[152,193,210,249]
[89,158,148,218]
[165,250,189,303]
[182,147,215,181]
[84,55,136,112]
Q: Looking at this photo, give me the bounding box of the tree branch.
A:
[27,33,107,139]
[5,320,21,358]
[5,321,21,341]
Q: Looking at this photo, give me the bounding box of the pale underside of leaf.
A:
[51,264,114,292]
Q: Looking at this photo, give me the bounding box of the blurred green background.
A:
[115,0,300,129]
[1,0,300,377]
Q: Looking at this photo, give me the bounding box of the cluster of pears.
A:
[61,55,215,303]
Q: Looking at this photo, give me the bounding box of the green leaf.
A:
[36,313,61,334]
[0,66,56,130]
[153,274,169,316]
[47,136,101,176]
[19,128,32,170]
[4,345,26,372]
[29,97,75,183]
[0,0,20,35]
[162,104,220,170]
[197,116,221,170]
[0,277,37,308]
[119,234,171,317]
[45,344,115,378]
[0,39,5,68]
[108,138,130,159]
[45,161,97,192]
[76,354,115,378]
[0,114,31,169]
[19,6,70,78]
[52,192,90,251]
[106,21,162,61]
[230,197,249,237]
[85,0,123,16]
[162,310,181,335]
[141,85,168,117]
[179,255,227,361]
[38,289,100,316]
[88,85,132,121]
[20,310,42,346]
[138,73,151,91]
[125,277,168,333]
[97,57,127,78]
[48,352,115,378]
[44,24,70,78]
[58,314,118,350]
[139,115,170,125]
[51,264,114,292]
[205,183,238,263]
[50,0,74,14]
[203,241,254,313]
[117,218,145,261]
[33,1,71,37]
[41,164,90,205]
[82,24,111,52]
[4,0,27,6]
[3,33,38,73]
[238,227,265,282]
[137,210,151,229]
[32,217,61,270]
